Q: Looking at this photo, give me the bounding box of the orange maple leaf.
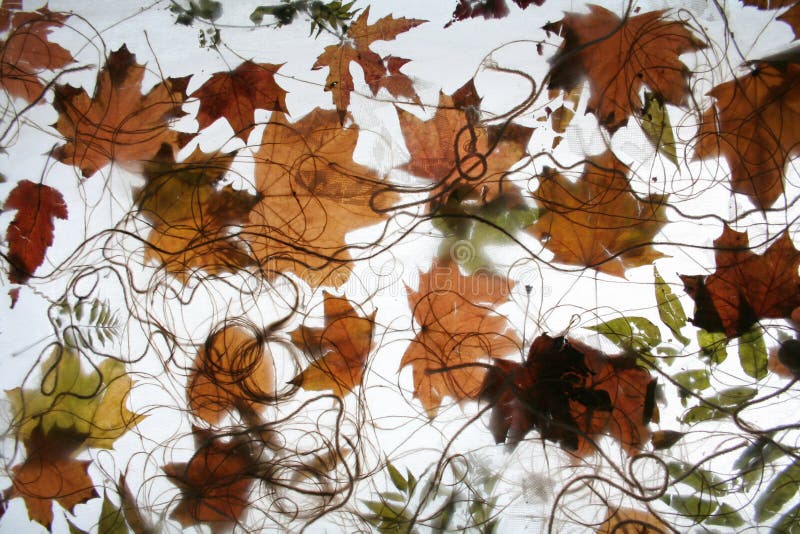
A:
[680,226,800,337]
[3,180,67,284]
[53,45,190,177]
[544,5,705,132]
[694,62,800,209]
[312,6,426,121]
[191,60,288,142]
[481,334,655,456]
[396,79,533,206]
[187,325,275,425]
[9,425,97,529]
[289,291,376,397]
[527,151,668,277]
[400,258,520,417]
[245,108,398,288]
[0,6,73,103]
[163,428,254,531]
[136,144,260,282]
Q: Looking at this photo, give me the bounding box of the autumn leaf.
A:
[742,0,800,38]
[400,258,520,417]
[596,506,671,533]
[481,334,656,455]
[245,108,398,288]
[289,291,376,397]
[187,325,275,425]
[396,79,533,207]
[8,425,97,529]
[136,144,260,282]
[3,180,67,284]
[0,6,73,103]
[373,56,421,106]
[544,5,705,132]
[53,45,190,177]
[312,6,426,120]
[163,428,254,530]
[693,61,800,209]
[527,151,668,277]
[680,226,800,337]
[446,0,544,27]
[191,60,288,142]
[6,347,144,449]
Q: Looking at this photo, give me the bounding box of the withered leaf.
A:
[446,0,544,27]
[527,151,668,277]
[544,5,704,132]
[694,62,800,209]
[396,79,533,207]
[0,6,73,103]
[289,292,376,397]
[596,506,671,534]
[187,325,275,425]
[4,180,67,284]
[312,6,426,120]
[191,61,288,142]
[245,108,398,288]
[373,56,421,106]
[481,334,655,455]
[400,258,520,417]
[680,226,800,337]
[164,428,254,530]
[53,45,190,177]
[9,425,97,529]
[137,144,259,282]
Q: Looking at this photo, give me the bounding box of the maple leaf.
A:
[544,5,705,132]
[680,226,800,337]
[481,334,656,455]
[527,151,667,277]
[597,507,671,534]
[0,6,73,103]
[3,179,67,284]
[136,144,260,282]
[312,6,426,121]
[693,62,800,209]
[6,347,145,449]
[400,258,520,417]
[245,108,398,288]
[373,56,421,106]
[396,79,533,207]
[163,428,254,530]
[191,60,288,142]
[187,325,275,425]
[8,425,97,529]
[289,291,376,397]
[445,0,544,27]
[53,45,190,177]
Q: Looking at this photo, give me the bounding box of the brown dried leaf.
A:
[53,45,190,177]
[191,61,288,142]
[545,5,704,132]
[289,292,376,397]
[400,258,520,417]
[187,325,275,425]
[527,151,668,277]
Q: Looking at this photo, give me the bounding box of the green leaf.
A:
[667,461,728,497]
[673,368,710,406]
[387,462,408,493]
[772,501,800,534]
[663,493,718,522]
[99,491,128,534]
[654,266,690,344]
[705,503,745,528]
[698,330,728,364]
[585,316,661,353]
[407,469,417,495]
[705,386,757,407]
[681,405,726,424]
[432,492,457,532]
[66,518,89,534]
[755,459,800,521]
[641,91,679,166]
[738,327,767,380]
[380,491,406,503]
[734,438,786,491]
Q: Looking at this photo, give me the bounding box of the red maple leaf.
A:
[3,180,67,284]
